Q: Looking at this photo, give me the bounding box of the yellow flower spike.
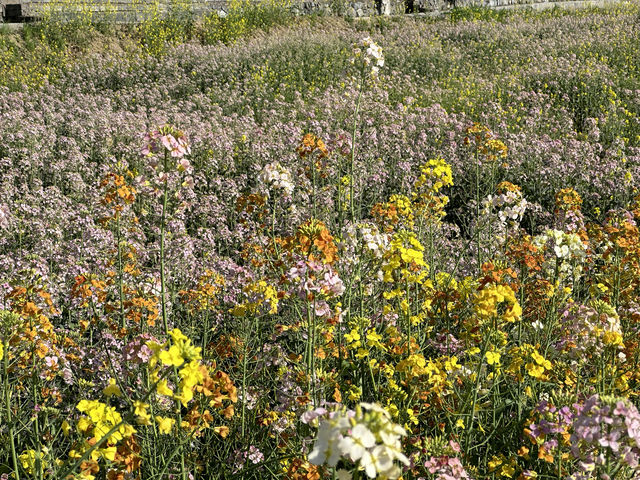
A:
[176,387,194,407]
[179,360,205,389]
[133,400,149,417]
[76,399,93,413]
[531,351,546,366]
[119,424,136,438]
[488,456,503,471]
[169,328,188,343]
[526,362,545,379]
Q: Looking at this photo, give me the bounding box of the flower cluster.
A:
[555,300,624,362]
[287,259,344,318]
[352,36,385,78]
[258,161,295,197]
[308,402,409,479]
[473,283,522,324]
[147,328,205,406]
[142,126,191,160]
[568,395,640,480]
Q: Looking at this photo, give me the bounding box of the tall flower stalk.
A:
[348,37,384,222]
[142,126,192,334]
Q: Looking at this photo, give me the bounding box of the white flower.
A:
[308,416,350,467]
[531,320,544,331]
[341,424,376,462]
[308,403,407,478]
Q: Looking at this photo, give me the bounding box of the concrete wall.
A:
[0,0,623,21]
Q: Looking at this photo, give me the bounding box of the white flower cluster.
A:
[533,229,586,260]
[353,37,385,78]
[343,222,390,261]
[477,188,528,249]
[258,161,295,197]
[482,190,527,225]
[308,402,409,479]
[533,229,587,285]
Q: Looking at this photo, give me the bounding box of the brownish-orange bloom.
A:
[496,181,521,195]
[296,133,329,159]
[478,261,518,290]
[506,235,544,272]
[236,193,268,221]
[284,458,321,480]
[107,436,141,479]
[555,188,583,212]
[179,270,225,314]
[197,366,238,408]
[99,171,137,224]
[71,274,108,307]
[282,220,339,264]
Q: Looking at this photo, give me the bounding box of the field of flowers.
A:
[2,3,640,479]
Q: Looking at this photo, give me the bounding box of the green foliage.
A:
[449,5,510,23]
[198,0,293,45]
[134,0,199,56]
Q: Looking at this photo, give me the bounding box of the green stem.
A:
[3,338,20,480]
[349,73,365,222]
[241,322,250,438]
[116,214,126,329]
[58,365,175,479]
[160,149,170,334]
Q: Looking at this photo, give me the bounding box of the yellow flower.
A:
[348,386,362,401]
[603,331,623,346]
[19,450,43,475]
[103,378,122,398]
[406,408,419,425]
[531,351,552,369]
[474,284,521,323]
[158,345,184,367]
[501,464,515,478]
[99,446,117,461]
[355,348,369,359]
[488,455,503,471]
[155,416,175,434]
[486,351,501,365]
[526,362,545,379]
[345,329,361,344]
[179,360,205,390]
[134,400,151,425]
[157,379,174,396]
[77,416,92,433]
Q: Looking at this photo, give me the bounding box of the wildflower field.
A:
[3,3,640,479]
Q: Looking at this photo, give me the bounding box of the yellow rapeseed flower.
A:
[155,416,175,434]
